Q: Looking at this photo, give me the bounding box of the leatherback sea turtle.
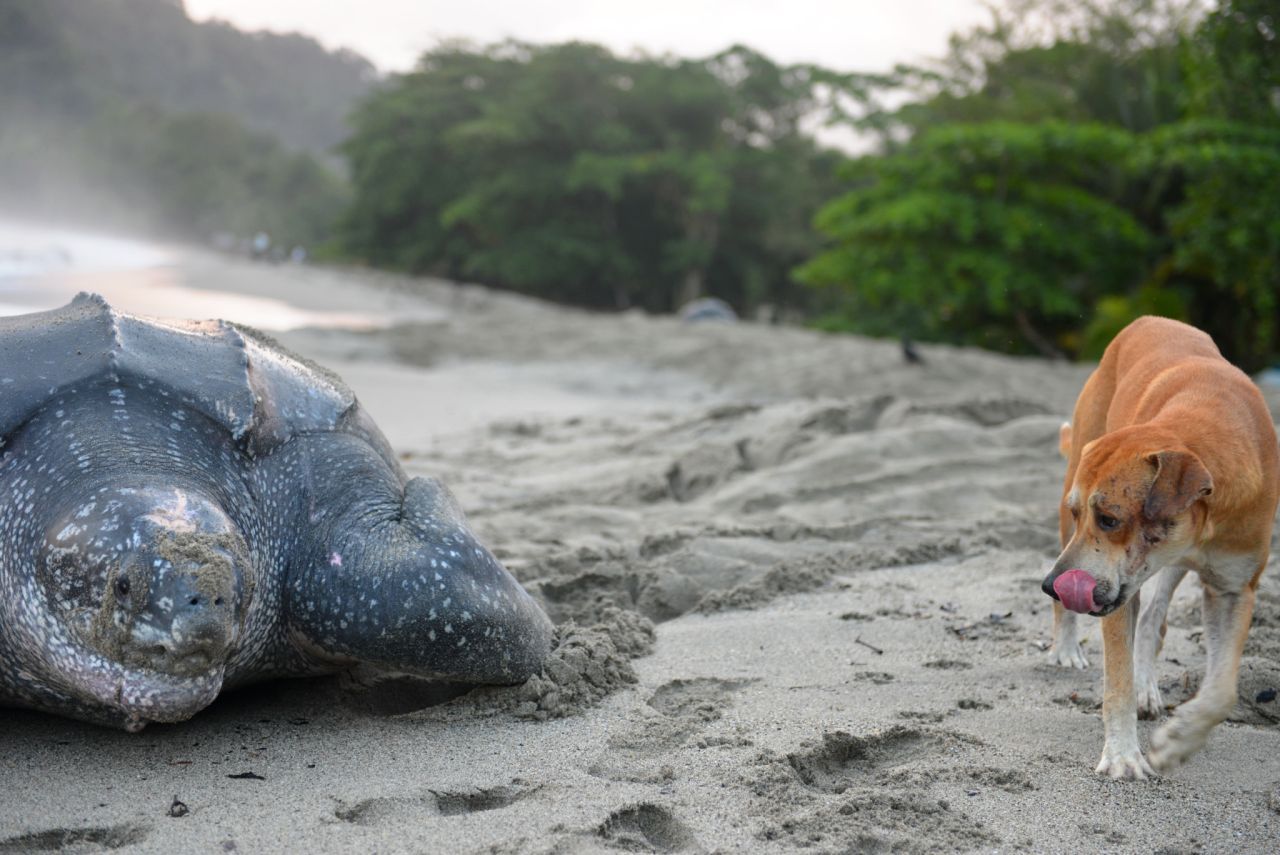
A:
[0,293,553,730]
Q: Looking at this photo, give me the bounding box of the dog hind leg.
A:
[1149,571,1259,771]
[1134,564,1190,719]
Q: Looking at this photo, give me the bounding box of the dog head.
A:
[1042,427,1213,615]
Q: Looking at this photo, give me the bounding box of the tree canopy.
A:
[341,42,856,314]
[4,0,1276,370]
[803,0,1280,369]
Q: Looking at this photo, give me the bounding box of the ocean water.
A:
[0,218,390,331]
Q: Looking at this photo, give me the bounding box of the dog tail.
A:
[1058,422,1072,459]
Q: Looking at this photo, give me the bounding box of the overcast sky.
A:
[183,1,992,75]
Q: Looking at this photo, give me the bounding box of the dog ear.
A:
[1143,450,1213,521]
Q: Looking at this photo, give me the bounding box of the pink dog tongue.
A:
[1053,569,1097,614]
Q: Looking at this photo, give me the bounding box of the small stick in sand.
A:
[854,636,884,656]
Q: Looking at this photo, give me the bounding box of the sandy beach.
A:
[1,245,1278,853]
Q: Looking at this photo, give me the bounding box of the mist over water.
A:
[0,217,394,331]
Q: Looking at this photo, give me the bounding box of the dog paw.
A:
[1047,642,1089,670]
[1095,745,1156,781]
[1136,675,1164,719]
[1149,714,1208,772]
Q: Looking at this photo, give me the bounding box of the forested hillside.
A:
[0,0,372,243]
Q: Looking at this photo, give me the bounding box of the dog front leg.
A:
[1150,576,1258,771]
[1049,601,1089,668]
[1096,593,1154,780]
[1134,564,1189,718]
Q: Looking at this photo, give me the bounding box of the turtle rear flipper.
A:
[281,443,553,685]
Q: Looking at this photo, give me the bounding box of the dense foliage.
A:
[341,42,858,313]
[803,0,1280,369]
[4,0,1276,368]
[0,0,363,244]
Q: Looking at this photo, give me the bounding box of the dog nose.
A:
[1041,572,1061,599]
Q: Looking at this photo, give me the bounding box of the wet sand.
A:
[1,250,1279,853]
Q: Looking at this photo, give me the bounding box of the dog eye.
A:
[114,577,131,599]
[1095,512,1120,531]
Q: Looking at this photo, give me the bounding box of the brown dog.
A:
[1043,316,1279,780]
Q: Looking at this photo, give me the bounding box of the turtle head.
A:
[37,484,251,723]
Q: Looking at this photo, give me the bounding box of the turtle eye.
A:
[114,576,131,599]
[1095,511,1120,532]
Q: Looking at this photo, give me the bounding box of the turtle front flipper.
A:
[275,438,553,684]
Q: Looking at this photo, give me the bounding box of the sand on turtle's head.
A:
[77,517,251,684]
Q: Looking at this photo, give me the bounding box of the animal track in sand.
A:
[646,677,755,719]
[923,658,973,670]
[851,670,896,685]
[0,824,148,852]
[596,803,699,853]
[786,726,981,794]
[961,766,1037,792]
[608,677,758,753]
[888,763,1037,793]
[956,698,993,711]
[897,710,948,723]
[334,783,536,826]
[759,788,999,853]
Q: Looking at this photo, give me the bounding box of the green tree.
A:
[799,122,1149,355]
[341,42,854,315]
[1142,0,1280,369]
[806,0,1280,369]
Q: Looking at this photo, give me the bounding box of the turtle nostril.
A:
[214,597,224,606]
[189,596,200,606]
[150,644,167,656]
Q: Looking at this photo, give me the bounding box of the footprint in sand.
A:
[897,710,948,723]
[607,677,757,753]
[956,698,994,711]
[334,782,536,826]
[786,726,982,793]
[595,803,699,853]
[0,824,148,853]
[851,670,896,685]
[593,678,756,783]
[759,788,998,853]
[755,727,1002,852]
[646,677,755,719]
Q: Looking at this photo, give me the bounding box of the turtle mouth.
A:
[57,640,226,730]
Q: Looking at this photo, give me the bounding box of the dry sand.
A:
[2,250,1279,853]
